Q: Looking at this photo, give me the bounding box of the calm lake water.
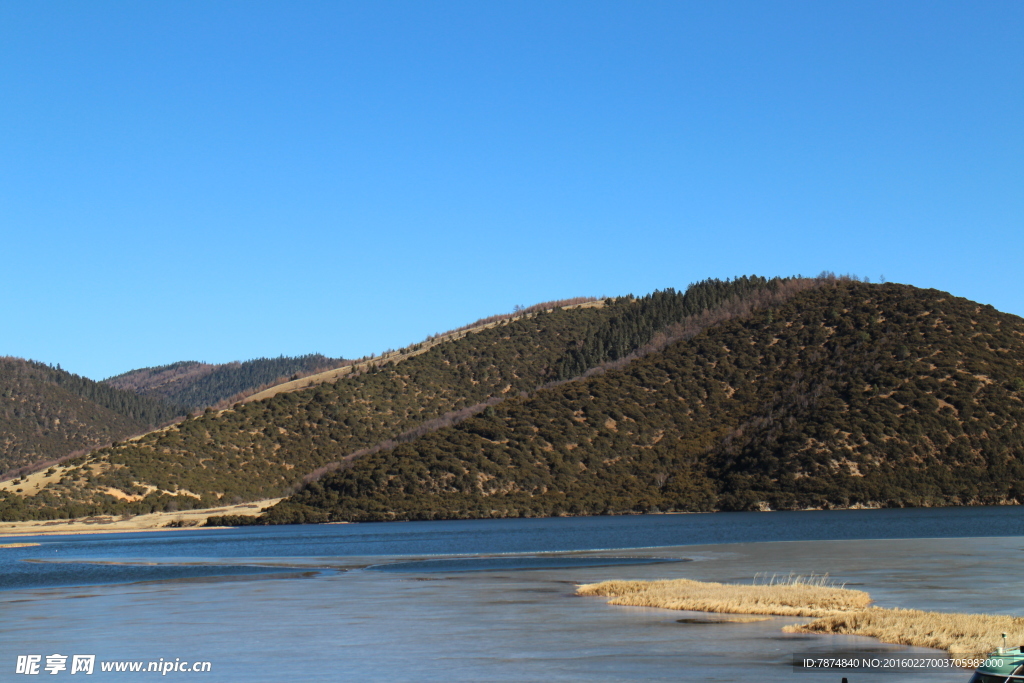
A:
[2,506,1022,681]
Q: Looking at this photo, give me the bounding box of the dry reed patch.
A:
[576,578,872,617]
[786,608,1024,655]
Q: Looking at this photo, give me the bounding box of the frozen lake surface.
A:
[2,506,1022,681]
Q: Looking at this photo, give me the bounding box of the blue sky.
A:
[2,1,1021,380]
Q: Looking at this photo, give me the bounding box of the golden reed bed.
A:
[787,609,1024,655]
[576,578,871,617]
[577,578,1023,654]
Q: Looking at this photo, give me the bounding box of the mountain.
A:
[7,276,1019,525]
[0,358,182,477]
[0,278,785,521]
[260,280,1024,523]
[104,354,348,411]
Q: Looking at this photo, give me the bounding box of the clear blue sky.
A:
[2,1,1021,380]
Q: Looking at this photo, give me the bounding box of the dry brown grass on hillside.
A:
[787,608,1024,655]
[576,578,872,617]
[243,298,604,404]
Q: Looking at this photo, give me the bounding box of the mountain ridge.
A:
[259,280,1024,523]
[0,278,787,520]
[3,277,1020,526]
[104,354,350,411]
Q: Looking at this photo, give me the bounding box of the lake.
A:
[2,506,1022,681]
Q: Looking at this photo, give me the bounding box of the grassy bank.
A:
[0,498,282,537]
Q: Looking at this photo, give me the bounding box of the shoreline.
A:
[3,502,1021,539]
[0,498,283,538]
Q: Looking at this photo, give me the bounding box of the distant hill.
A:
[104,354,348,410]
[262,280,1024,523]
[0,358,182,477]
[0,277,784,520]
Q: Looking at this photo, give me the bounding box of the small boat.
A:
[969,637,1024,683]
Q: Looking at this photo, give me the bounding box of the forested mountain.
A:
[0,277,786,520]
[5,277,1019,525]
[552,276,783,380]
[0,358,182,476]
[105,354,347,410]
[261,281,1024,523]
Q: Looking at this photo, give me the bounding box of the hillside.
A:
[0,278,783,521]
[104,354,348,410]
[0,358,182,477]
[260,281,1024,523]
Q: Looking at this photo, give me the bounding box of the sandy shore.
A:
[0,498,283,538]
